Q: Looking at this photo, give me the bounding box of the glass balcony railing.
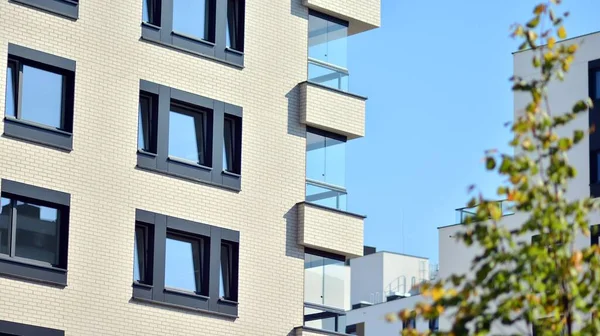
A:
[306,179,347,211]
[455,200,515,224]
[304,302,347,334]
[308,58,349,92]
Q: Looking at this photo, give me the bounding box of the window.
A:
[402,319,416,330]
[0,179,70,286]
[9,0,79,20]
[411,276,416,287]
[219,241,239,301]
[589,63,600,197]
[0,320,64,336]
[142,0,161,26]
[306,128,347,210]
[429,318,439,331]
[226,0,245,52]
[223,115,241,174]
[308,11,349,91]
[141,0,245,66]
[138,93,158,153]
[165,232,209,295]
[132,209,239,317]
[136,80,243,191]
[133,224,153,284]
[4,44,76,151]
[169,103,209,165]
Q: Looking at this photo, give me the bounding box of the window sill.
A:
[222,170,241,177]
[9,0,78,20]
[218,297,239,305]
[0,254,67,287]
[225,47,244,55]
[132,296,238,319]
[167,156,212,171]
[137,149,157,157]
[164,287,209,300]
[3,117,73,151]
[171,31,216,46]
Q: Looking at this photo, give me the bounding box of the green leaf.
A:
[486,157,496,170]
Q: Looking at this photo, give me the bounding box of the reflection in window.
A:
[5,59,69,130]
[308,11,349,91]
[138,93,157,153]
[226,0,245,52]
[223,115,241,174]
[172,0,215,42]
[219,241,238,301]
[304,305,347,333]
[0,196,62,266]
[165,234,205,293]
[143,0,161,25]
[134,225,151,284]
[169,104,208,165]
[306,130,346,187]
[305,181,347,211]
[0,198,10,255]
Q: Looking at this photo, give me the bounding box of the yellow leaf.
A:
[431,287,444,301]
[534,4,546,15]
[548,37,556,49]
[558,26,567,39]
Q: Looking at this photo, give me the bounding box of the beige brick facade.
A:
[299,82,366,139]
[298,203,364,258]
[0,0,377,335]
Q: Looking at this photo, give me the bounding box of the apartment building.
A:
[0,0,379,335]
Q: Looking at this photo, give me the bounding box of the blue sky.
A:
[345,0,600,264]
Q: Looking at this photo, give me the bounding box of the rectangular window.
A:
[402,319,416,330]
[172,0,216,42]
[133,224,153,284]
[168,103,209,166]
[304,249,347,309]
[308,11,349,91]
[165,231,209,295]
[223,115,241,174]
[138,93,158,153]
[0,179,70,286]
[142,0,161,26]
[226,0,245,52]
[4,44,76,151]
[219,241,239,301]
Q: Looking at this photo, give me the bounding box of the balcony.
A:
[455,200,515,224]
[297,202,365,258]
[299,81,366,139]
[303,0,381,35]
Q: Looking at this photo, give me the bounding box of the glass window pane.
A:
[0,198,10,255]
[304,253,324,305]
[21,65,64,129]
[5,64,15,117]
[306,182,347,210]
[308,14,329,62]
[324,137,346,187]
[226,0,244,51]
[306,131,326,182]
[138,96,151,152]
[169,107,206,165]
[14,201,59,265]
[133,226,145,283]
[308,13,347,68]
[322,256,347,309]
[308,62,349,91]
[223,117,235,172]
[173,0,209,40]
[165,236,199,292]
[142,0,149,22]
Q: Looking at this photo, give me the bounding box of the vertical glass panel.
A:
[325,137,346,187]
[306,131,326,182]
[308,12,348,68]
[219,263,225,298]
[133,226,145,283]
[226,0,244,51]
[308,62,349,91]
[5,64,16,117]
[169,107,206,165]
[322,256,346,309]
[223,117,235,172]
[14,201,59,265]
[306,182,347,211]
[219,243,229,298]
[0,198,10,255]
[305,307,338,331]
[142,0,150,22]
[165,236,199,292]
[173,0,208,40]
[304,253,324,305]
[138,96,152,152]
[21,65,64,129]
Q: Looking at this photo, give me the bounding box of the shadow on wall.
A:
[290,0,308,19]
[286,86,306,138]
[284,206,304,260]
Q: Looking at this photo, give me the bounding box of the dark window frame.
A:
[132,209,240,318]
[0,179,70,287]
[219,240,239,301]
[402,318,416,330]
[138,92,158,154]
[134,223,154,285]
[4,44,76,151]
[9,0,79,20]
[223,114,241,175]
[136,80,243,191]
[140,0,245,67]
[168,101,211,167]
[589,61,600,197]
[0,320,64,336]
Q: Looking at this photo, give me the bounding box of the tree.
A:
[387,1,599,335]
